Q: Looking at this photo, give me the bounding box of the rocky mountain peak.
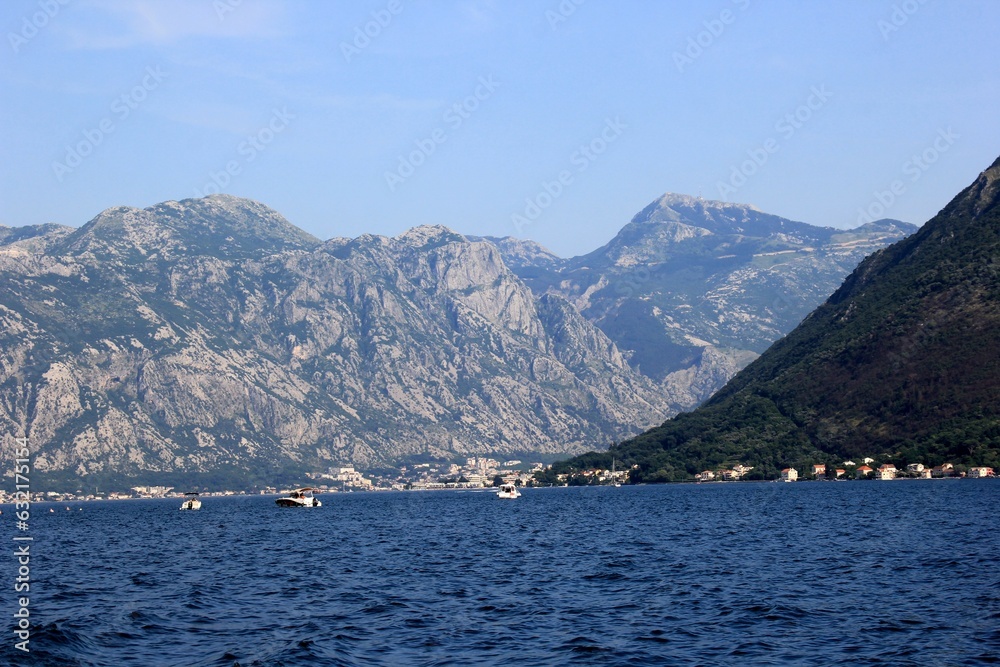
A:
[632,193,762,225]
[152,195,320,253]
[962,156,1000,217]
[628,192,812,238]
[0,223,74,247]
[470,236,563,270]
[497,187,916,393]
[854,218,914,235]
[58,195,320,262]
[394,224,466,248]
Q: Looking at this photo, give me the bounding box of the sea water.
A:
[2,481,997,666]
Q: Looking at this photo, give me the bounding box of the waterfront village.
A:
[562,460,995,484]
[695,460,996,483]
[1,457,994,505]
[0,457,547,504]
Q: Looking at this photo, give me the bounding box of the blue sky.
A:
[2,0,998,257]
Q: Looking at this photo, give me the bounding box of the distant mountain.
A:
[0,223,72,246]
[485,194,916,405]
[553,157,1000,481]
[0,189,918,489]
[467,235,563,271]
[0,196,675,488]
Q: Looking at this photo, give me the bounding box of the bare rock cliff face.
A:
[0,193,914,485]
[0,196,676,483]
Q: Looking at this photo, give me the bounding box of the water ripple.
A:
[2,481,997,665]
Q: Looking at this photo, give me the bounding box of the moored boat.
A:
[497,483,520,499]
[275,487,322,507]
[179,492,202,510]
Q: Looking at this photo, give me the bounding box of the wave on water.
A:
[5,481,998,666]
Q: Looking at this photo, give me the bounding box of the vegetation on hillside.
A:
[548,157,1000,482]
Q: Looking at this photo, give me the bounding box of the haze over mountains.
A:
[556,156,1000,481]
[0,192,912,486]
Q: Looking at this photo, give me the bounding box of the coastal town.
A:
[0,457,546,503]
[547,459,996,485]
[703,460,996,483]
[1,456,994,505]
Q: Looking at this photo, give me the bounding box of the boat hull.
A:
[275,498,321,507]
[497,484,520,499]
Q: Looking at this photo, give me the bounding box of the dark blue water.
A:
[3,481,998,666]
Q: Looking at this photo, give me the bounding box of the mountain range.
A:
[480,195,914,404]
[0,193,912,487]
[553,156,1000,481]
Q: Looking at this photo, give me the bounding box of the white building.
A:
[968,467,995,478]
[331,466,372,488]
[876,464,897,480]
[781,468,798,482]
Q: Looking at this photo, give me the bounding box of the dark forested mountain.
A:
[554,157,1000,481]
[483,195,915,406]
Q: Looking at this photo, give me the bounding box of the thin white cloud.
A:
[56,0,287,50]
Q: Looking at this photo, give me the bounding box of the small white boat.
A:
[497,483,521,499]
[276,487,322,507]
[179,493,202,511]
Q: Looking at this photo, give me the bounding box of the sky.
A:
[1,0,998,258]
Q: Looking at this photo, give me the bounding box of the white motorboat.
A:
[275,487,322,507]
[497,483,521,499]
[179,493,202,510]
